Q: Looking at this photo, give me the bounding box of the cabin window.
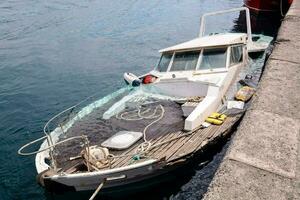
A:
[199,48,227,70]
[230,45,243,66]
[170,51,200,71]
[156,53,172,72]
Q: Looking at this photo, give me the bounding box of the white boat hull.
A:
[41,159,170,192]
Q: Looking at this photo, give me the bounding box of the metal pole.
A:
[46,135,57,170]
[198,7,252,42]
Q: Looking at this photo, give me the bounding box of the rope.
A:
[116,104,162,121]
[82,145,111,171]
[107,129,197,161]
[85,102,196,169]
[89,179,106,200]
[24,101,196,172]
[280,0,285,17]
[110,103,200,162]
[18,135,88,156]
[117,104,165,156]
[142,105,164,142]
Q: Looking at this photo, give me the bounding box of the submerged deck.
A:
[58,113,241,173]
[110,115,240,169]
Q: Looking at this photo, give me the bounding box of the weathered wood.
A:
[149,131,184,159]
[62,115,241,172]
[168,125,215,161]
[169,116,238,161]
[115,131,180,167]
[114,116,238,168]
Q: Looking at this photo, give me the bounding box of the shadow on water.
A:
[233,10,282,38]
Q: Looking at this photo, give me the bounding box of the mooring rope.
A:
[89,179,106,200]
[280,0,285,17]
[18,135,88,156]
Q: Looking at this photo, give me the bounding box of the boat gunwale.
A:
[50,159,159,179]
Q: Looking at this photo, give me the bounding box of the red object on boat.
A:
[143,75,153,84]
[244,0,293,13]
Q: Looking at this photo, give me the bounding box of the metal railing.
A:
[199,7,252,43]
[17,92,107,170]
[18,135,89,170]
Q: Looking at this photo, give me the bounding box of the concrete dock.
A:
[202,1,300,199]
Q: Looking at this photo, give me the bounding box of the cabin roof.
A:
[159,33,247,53]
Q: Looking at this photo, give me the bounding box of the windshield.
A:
[170,51,200,71]
[230,45,243,65]
[156,53,172,72]
[199,48,227,70]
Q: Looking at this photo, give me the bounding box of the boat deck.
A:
[60,113,241,173]
[110,115,240,169]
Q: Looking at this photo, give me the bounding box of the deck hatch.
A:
[101,131,143,150]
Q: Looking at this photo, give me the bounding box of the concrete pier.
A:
[202,1,300,199]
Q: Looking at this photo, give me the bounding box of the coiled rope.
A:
[109,103,195,160]
[116,104,165,155]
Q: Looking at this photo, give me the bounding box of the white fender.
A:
[123,72,141,87]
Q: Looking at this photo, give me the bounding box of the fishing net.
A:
[53,89,185,168]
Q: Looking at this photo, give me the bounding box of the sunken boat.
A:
[18,7,270,197]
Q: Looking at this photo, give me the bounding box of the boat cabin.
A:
[152,33,247,80]
[146,33,248,130]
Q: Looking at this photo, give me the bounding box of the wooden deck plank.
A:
[96,116,240,170]
[113,130,183,168]
[110,131,171,168]
[167,125,215,161]
[150,127,205,160]
[168,116,237,161]
[193,115,240,152]
[148,131,182,154]
[110,142,141,168]
[148,131,185,159]
[180,118,235,156]
[114,131,180,168]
